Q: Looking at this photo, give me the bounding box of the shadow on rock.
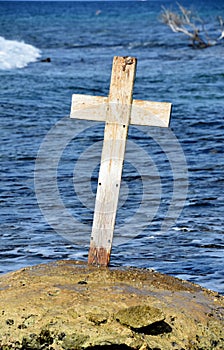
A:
[133,320,172,336]
[85,346,135,350]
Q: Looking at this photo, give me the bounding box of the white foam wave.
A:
[0,36,41,70]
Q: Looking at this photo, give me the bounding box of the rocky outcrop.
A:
[0,260,223,349]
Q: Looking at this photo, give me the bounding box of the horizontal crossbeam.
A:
[70,94,171,128]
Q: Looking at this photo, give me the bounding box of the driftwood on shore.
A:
[160,3,224,48]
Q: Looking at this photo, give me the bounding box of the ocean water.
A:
[0,1,223,294]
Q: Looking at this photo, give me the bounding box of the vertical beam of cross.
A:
[88,56,137,266]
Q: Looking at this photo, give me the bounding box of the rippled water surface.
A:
[0,1,223,294]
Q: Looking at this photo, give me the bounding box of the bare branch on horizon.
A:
[160,3,224,49]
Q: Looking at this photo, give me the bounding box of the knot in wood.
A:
[125,57,134,65]
[122,56,134,71]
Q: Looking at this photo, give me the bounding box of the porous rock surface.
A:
[0,260,223,349]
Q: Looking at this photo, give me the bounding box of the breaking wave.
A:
[0,36,41,70]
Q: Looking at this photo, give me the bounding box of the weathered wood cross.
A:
[70,56,171,266]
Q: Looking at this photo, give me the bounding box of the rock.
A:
[115,305,165,329]
[0,260,223,349]
[62,333,89,350]
[40,57,51,63]
[21,329,54,349]
[87,310,109,325]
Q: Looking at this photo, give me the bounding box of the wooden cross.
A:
[70,56,171,266]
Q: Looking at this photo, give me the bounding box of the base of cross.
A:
[70,56,172,267]
[88,246,110,266]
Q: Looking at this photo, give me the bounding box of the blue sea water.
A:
[0,1,223,294]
